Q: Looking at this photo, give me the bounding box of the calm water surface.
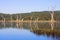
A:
[0,28,59,40]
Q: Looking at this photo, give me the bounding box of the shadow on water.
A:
[30,29,60,40]
[0,22,60,40]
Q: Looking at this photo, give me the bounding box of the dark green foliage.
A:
[0,11,60,20]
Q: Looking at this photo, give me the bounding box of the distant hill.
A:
[0,11,60,21]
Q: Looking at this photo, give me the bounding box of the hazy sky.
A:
[0,0,60,14]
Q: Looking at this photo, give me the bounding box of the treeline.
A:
[0,11,60,21]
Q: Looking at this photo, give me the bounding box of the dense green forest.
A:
[0,11,60,21]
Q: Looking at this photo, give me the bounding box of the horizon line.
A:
[0,10,60,14]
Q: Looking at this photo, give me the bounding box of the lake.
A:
[0,22,60,40]
[0,28,60,40]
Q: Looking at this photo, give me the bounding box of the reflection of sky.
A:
[0,28,57,40]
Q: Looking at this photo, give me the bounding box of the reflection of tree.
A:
[30,29,60,38]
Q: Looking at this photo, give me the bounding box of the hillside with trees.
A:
[0,11,60,21]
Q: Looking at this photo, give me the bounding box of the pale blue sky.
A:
[0,0,60,14]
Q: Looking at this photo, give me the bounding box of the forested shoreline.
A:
[0,11,60,21]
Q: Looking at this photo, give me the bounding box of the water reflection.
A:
[0,22,60,30]
[0,28,59,40]
[31,29,60,40]
[0,22,60,40]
